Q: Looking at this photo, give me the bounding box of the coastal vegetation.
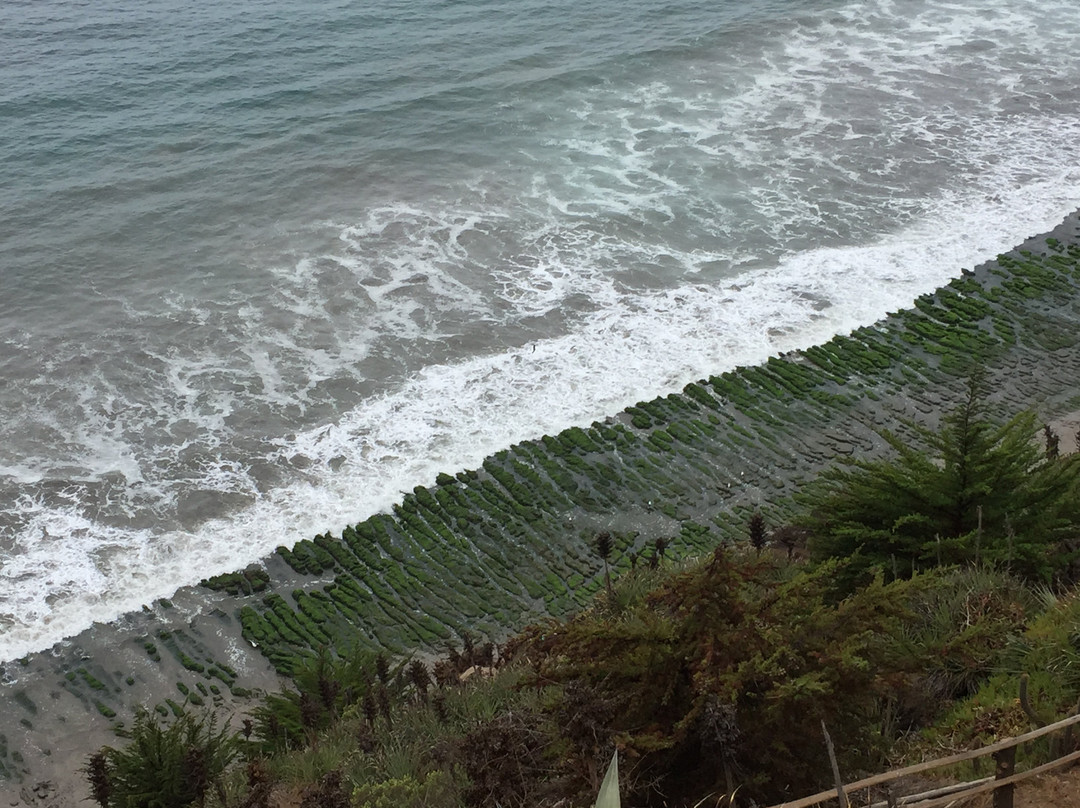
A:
[84,390,1080,807]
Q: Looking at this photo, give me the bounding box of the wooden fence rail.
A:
[767,711,1080,808]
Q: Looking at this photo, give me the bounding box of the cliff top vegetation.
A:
[85,392,1080,808]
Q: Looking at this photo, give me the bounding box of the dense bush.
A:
[511,551,933,805]
[801,381,1080,584]
[88,553,1080,808]
[86,710,239,808]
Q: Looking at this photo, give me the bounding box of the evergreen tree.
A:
[801,382,1080,582]
[748,512,767,553]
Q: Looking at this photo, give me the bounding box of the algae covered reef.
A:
[3,213,1080,799]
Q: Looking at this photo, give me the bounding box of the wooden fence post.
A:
[884,784,898,808]
[992,745,1016,808]
[821,721,849,808]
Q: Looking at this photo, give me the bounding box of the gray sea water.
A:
[1,0,1079,661]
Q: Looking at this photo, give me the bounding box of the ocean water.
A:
[1,0,1079,662]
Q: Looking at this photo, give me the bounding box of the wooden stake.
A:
[976,505,983,565]
[993,746,1016,808]
[821,720,849,808]
[884,784,898,808]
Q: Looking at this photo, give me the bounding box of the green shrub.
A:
[352,770,458,808]
[517,550,926,805]
[85,710,239,808]
[801,384,1080,584]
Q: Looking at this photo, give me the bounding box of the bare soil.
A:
[1014,766,1080,808]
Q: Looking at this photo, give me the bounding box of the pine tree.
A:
[800,380,1080,582]
[86,711,239,808]
[748,512,767,553]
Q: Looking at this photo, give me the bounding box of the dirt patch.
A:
[1013,765,1080,808]
[1047,411,1080,456]
[908,765,1080,808]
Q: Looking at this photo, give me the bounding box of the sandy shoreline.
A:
[4,210,1080,806]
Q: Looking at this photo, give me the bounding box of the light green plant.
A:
[351,769,458,808]
[263,727,361,787]
[594,751,620,808]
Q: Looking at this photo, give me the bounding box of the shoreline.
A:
[3,210,1080,805]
